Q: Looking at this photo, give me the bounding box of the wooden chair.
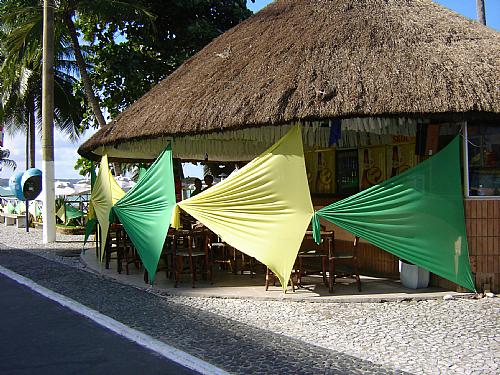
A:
[209,239,237,274]
[296,230,332,287]
[104,223,122,271]
[116,227,141,275]
[173,228,212,288]
[143,233,174,285]
[329,236,361,292]
[238,251,255,278]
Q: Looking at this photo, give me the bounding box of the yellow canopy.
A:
[90,155,125,259]
[175,125,314,290]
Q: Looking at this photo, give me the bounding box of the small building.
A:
[79,0,500,292]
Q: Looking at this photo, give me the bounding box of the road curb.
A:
[0,264,228,375]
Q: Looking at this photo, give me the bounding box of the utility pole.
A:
[476,0,486,25]
[42,0,56,243]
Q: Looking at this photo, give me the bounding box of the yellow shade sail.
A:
[90,155,125,258]
[175,125,314,289]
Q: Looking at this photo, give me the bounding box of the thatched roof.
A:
[79,0,500,160]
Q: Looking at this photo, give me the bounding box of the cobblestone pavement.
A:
[1,225,499,374]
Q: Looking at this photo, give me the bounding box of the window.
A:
[467,123,500,197]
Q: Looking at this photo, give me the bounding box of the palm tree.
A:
[1,0,152,129]
[0,0,104,127]
[0,147,16,171]
[60,1,106,127]
[0,0,84,168]
[476,0,486,25]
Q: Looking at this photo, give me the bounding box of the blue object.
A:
[329,119,342,146]
[21,168,42,200]
[9,172,25,200]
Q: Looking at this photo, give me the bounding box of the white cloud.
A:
[0,127,97,180]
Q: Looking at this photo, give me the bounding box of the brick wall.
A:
[465,199,500,293]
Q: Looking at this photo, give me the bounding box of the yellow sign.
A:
[359,146,386,190]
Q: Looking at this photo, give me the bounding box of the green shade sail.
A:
[112,146,176,283]
[83,162,97,247]
[84,163,97,246]
[56,203,85,224]
[14,201,26,214]
[313,136,475,291]
[6,202,15,214]
[84,217,97,247]
[138,165,148,180]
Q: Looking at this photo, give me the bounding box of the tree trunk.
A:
[25,122,29,170]
[23,111,30,170]
[28,99,35,168]
[63,12,122,175]
[63,13,107,128]
[42,0,56,243]
[476,0,486,25]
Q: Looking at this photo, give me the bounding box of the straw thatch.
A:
[79,0,500,159]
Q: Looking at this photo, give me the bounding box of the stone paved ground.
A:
[0,225,499,374]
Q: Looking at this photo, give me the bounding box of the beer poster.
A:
[305,149,335,194]
[386,143,416,178]
[359,146,386,190]
[304,151,317,191]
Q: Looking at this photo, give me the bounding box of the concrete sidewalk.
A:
[81,248,462,303]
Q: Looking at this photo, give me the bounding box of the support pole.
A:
[25,200,29,233]
[42,0,56,243]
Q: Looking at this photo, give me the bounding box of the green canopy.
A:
[138,165,148,180]
[14,201,26,215]
[84,163,97,246]
[57,203,85,224]
[313,136,475,291]
[6,202,15,214]
[112,146,176,283]
[83,209,96,247]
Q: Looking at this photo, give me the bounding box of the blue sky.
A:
[248,0,500,28]
[1,0,498,179]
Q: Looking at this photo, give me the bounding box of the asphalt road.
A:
[0,274,198,375]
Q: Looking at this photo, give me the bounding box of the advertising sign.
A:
[359,146,386,190]
[305,149,336,194]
